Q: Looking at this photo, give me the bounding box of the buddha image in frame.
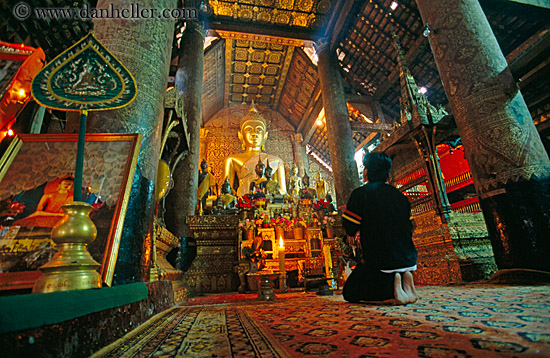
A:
[0,137,133,273]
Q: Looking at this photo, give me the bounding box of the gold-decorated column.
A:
[316,37,360,208]
[165,20,205,238]
[88,0,176,283]
[416,0,550,271]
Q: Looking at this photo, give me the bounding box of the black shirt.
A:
[342,181,417,270]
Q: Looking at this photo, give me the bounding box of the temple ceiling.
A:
[207,0,335,39]
[2,0,549,168]
[337,0,550,124]
[221,33,297,108]
[277,48,320,129]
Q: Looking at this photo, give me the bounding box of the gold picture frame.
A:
[0,133,141,288]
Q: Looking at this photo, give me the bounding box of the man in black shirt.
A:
[342,152,418,305]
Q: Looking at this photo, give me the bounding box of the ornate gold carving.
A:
[165,87,176,109]
[210,0,331,29]
[186,214,239,230]
[182,215,240,293]
[171,281,188,303]
[273,46,294,106]
[225,38,293,108]
[151,220,183,282]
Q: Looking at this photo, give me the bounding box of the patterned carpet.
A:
[92,284,550,357]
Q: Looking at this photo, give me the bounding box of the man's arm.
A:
[342,189,362,236]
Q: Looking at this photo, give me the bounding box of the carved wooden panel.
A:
[278,48,319,128]
[202,39,225,124]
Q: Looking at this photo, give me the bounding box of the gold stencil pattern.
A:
[209,0,331,30]
[224,38,294,108]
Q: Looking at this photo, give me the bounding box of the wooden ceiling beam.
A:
[480,0,550,22]
[372,34,427,101]
[350,121,393,132]
[327,0,357,50]
[342,44,389,76]
[297,85,321,133]
[507,29,550,80]
[355,132,378,152]
[347,96,395,128]
[302,94,324,144]
[506,0,550,9]
[349,29,398,64]
[361,13,399,46]
[370,0,418,38]
[347,94,373,105]
[517,57,550,89]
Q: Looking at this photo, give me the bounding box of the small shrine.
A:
[178,102,341,295]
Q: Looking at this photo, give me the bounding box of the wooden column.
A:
[316,38,360,208]
[88,0,176,283]
[417,0,550,271]
[165,21,205,238]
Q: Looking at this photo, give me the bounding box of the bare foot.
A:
[403,271,418,304]
[393,273,408,305]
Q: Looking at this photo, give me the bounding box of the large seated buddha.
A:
[224,103,287,197]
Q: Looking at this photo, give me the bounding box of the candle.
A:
[323,244,332,278]
[278,237,285,272]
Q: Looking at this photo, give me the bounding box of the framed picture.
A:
[0,133,141,288]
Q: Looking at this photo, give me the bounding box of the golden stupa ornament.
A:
[31,32,137,293]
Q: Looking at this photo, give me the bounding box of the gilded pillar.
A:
[416,0,550,270]
[291,133,309,176]
[316,38,360,208]
[89,0,176,283]
[165,21,205,238]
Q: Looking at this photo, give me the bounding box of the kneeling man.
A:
[342,152,418,305]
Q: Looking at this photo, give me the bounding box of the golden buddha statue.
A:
[224,103,286,197]
[300,173,317,199]
[315,172,326,200]
[264,160,280,195]
[221,178,237,209]
[287,164,302,198]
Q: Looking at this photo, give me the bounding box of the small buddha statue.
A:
[198,159,208,184]
[221,178,237,209]
[287,164,302,198]
[250,157,268,193]
[197,159,213,210]
[300,173,317,199]
[315,172,326,201]
[224,102,286,197]
[264,160,280,195]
